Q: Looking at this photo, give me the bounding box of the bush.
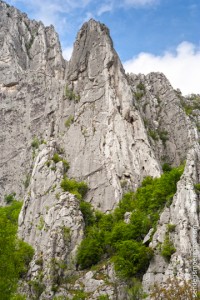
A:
[137,82,146,92]
[113,192,135,221]
[194,183,200,193]
[0,201,34,299]
[60,177,88,200]
[31,137,40,149]
[113,240,153,279]
[79,201,95,227]
[65,115,74,128]
[167,224,176,232]
[76,230,104,269]
[62,159,70,172]
[161,234,176,261]
[4,193,16,204]
[162,163,172,172]
[52,154,70,172]
[76,165,184,280]
[158,130,169,147]
[148,129,159,141]
[52,153,62,164]
[134,91,144,101]
[65,86,80,102]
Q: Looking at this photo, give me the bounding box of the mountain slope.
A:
[0,1,199,299]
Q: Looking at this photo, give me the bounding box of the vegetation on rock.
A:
[61,177,88,200]
[76,165,184,280]
[0,201,34,299]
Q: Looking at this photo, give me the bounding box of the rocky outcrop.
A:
[143,143,200,296]
[128,72,198,166]
[59,19,161,211]
[0,0,66,202]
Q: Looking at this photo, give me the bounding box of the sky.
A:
[6,0,200,95]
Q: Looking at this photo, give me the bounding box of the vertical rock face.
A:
[0,0,65,83]
[0,0,66,201]
[128,72,198,166]
[0,1,200,299]
[59,20,161,211]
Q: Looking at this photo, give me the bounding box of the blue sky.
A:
[6,0,200,95]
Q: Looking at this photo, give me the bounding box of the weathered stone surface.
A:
[61,19,161,211]
[143,143,200,296]
[18,140,85,298]
[0,0,66,202]
[128,72,198,166]
[0,1,200,299]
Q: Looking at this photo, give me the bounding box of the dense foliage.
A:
[61,177,88,200]
[0,201,34,299]
[77,165,184,280]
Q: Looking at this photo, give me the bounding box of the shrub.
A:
[62,159,70,172]
[194,183,200,194]
[167,224,176,232]
[113,240,153,279]
[113,192,135,221]
[162,163,172,172]
[0,201,34,299]
[148,129,159,141]
[76,165,184,280]
[161,234,176,261]
[52,153,62,164]
[137,82,146,92]
[159,130,169,146]
[60,177,88,200]
[65,115,74,128]
[76,231,104,269]
[65,86,80,102]
[79,201,95,227]
[31,137,40,149]
[52,154,70,172]
[134,91,144,101]
[4,193,16,204]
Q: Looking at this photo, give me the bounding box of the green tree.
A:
[0,201,34,299]
[113,240,153,279]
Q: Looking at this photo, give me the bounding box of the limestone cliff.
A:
[0,1,199,299]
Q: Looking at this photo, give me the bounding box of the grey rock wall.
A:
[0,1,199,299]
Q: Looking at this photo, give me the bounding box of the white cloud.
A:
[62,46,73,60]
[97,3,113,16]
[123,41,200,95]
[8,0,92,28]
[123,0,158,6]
